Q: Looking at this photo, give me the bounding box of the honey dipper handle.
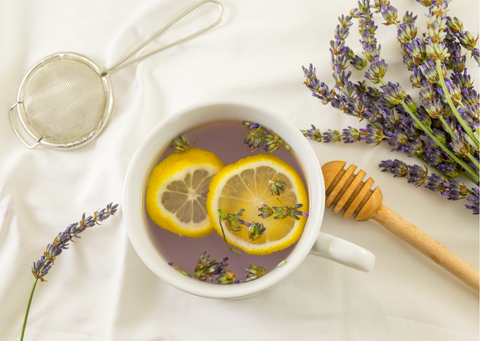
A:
[373,204,479,292]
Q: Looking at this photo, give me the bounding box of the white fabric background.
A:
[0,0,478,340]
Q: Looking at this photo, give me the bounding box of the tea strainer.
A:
[9,0,224,150]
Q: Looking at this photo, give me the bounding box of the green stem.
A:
[400,102,479,181]
[435,60,479,146]
[20,278,38,341]
[468,153,480,170]
[218,215,240,255]
[439,115,458,142]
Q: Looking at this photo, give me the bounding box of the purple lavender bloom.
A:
[403,11,417,24]
[360,124,387,145]
[457,30,479,52]
[381,5,399,26]
[437,79,463,106]
[451,69,474,90]
[419,60,442,84]
[379,159,409,177]
[351,55,368,70]
[323,129,342,143]
[406,139,425,157]
[342,126,361,143]
[380,82,406,105]
[425,173,448,192]
[410,67,424,88]
[258,204,274,219]
[405,38,426,65]
[31,203,118,281]
[397,23,417,44]
[365,58,388,84]
[438,163,460,178]
[466,187,479,214]
[385,128,408,151]
[302,125,322,142]
[406,164,428,187]
[441,179,469,201]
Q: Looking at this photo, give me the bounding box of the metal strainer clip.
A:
[9,0,224,150]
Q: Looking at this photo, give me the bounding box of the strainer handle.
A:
[9,102,42,149]
[104,0,224,76]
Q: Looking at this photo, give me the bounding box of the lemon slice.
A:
[146,148,224,237]
[206,154,309,255]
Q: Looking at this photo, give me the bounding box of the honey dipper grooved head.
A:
[322,160,383,221]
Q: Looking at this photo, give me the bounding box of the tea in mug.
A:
[144,119,309,283]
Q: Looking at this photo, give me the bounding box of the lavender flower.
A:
[218,208,251,232]
[194,252,228,282]
[171,135,194,153]
[217,270,237,285]
[268,178,286,196]
[248,222,267,241]
[466,187,479,214]
[258,204,274,219]
[272,199,309,220]
[244,265,266,282]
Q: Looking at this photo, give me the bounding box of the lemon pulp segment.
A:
[146,148,224,237]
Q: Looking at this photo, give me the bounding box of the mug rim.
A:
[123,100,325,298]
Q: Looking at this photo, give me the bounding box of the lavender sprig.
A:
[22,203,118,341]
[171,134,195,153]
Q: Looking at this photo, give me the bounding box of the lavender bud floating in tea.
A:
[21,203,118,341]
[243,121,292,153]
[302,0,479,215]
[269,178,287,196]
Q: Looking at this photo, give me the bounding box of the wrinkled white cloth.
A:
[0,0,478,340]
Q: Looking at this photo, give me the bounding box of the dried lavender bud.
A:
[244,265,266,282]
[365,58,388,84]
[272,199,309,220]
[171,135,194,153]
[277,260,288,267]
[217,270,237,285]
[194,252,228,282]
[248,222,266,241]
[244,124,266,152]
[403,11,417,24]
[218,209,250,232]
[258,204,274,219]
[351,55,368,70]
[379,159,409,177]
[264,132,286,153]
[268,178,286,196]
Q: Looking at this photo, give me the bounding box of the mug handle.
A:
[309,232,375,272]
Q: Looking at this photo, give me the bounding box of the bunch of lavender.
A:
[21,203,118,341]
[302,0,479,214]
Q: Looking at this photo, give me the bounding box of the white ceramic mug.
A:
[123,101,375,299]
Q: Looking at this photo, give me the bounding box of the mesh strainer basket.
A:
[9,0,224,150]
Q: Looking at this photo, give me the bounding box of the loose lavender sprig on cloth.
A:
[302,0,479,215]
[22,203,118,341]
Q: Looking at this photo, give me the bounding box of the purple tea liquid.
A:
[144,119,308,283]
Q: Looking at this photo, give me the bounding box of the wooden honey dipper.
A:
[322,160,479,292]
